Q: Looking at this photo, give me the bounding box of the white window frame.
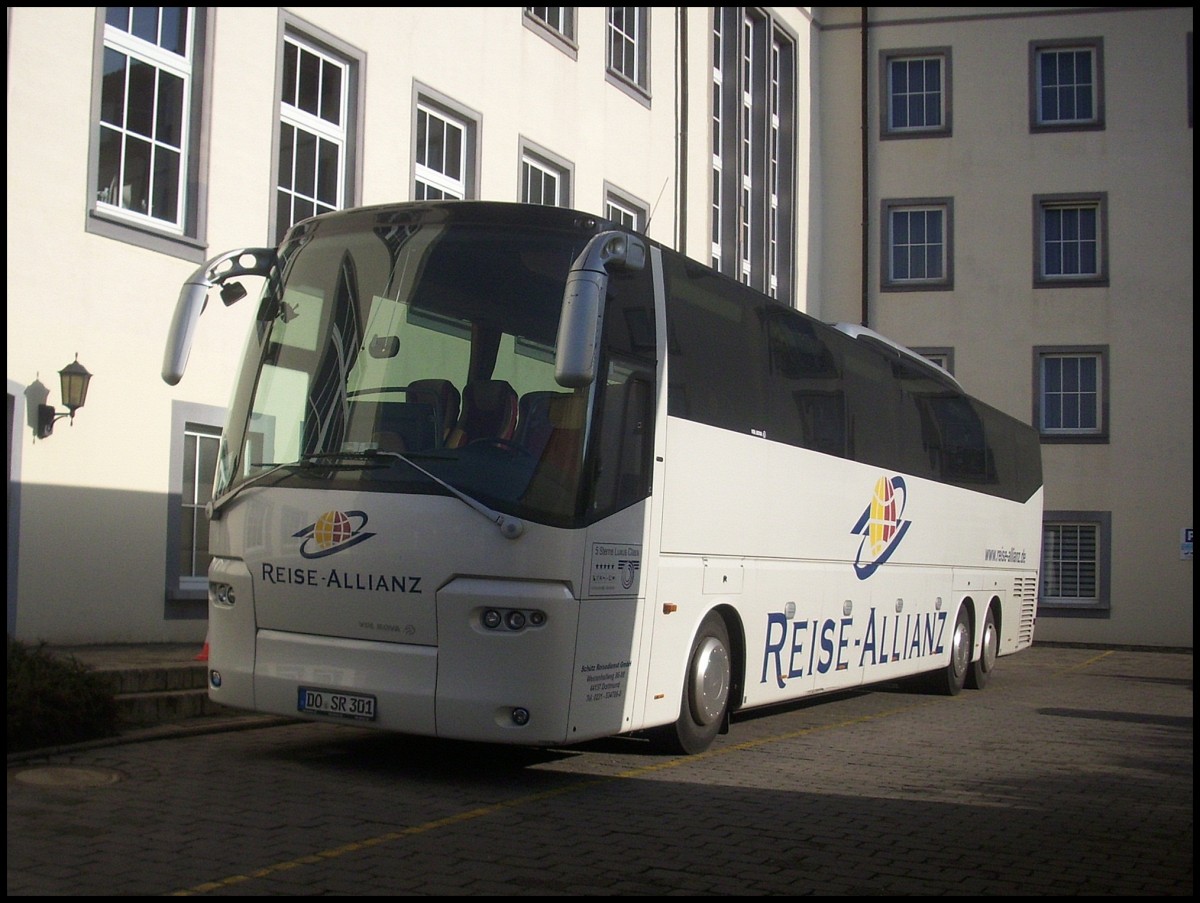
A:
[1030,38,1105,132]
[1033,346,1108,443]
[881,48,951,139]
[606,7,650,102]
[604,183,649,232]
[912,347,955,376]
[87,7,212,262]
[520,141,573,207]
[274,32,351,244]
[1033,193,1108,287]
[524,6,577,55]
[96,7,193,232]
[165,401,225,617]
[881,198,953,291]
[1039,511,1111,616]
[413,88,479,201]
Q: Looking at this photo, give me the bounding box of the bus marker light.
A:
[663,602,677,614]
[511,708,530,726]
[209,670,222,689]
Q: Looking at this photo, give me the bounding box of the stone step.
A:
[89,662,232,726]
[94,663,210,696]
[114,686,231,726]
[42,644,239,728]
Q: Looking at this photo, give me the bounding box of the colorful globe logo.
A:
[294,510,376,559]
[312,511,353,550]
[852,475,912,580]
[867,476,902,557]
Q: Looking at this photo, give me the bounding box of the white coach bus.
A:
[163,201,1043,754]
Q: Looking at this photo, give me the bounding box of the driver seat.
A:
[446,380,518,448]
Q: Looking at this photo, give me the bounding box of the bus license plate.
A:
[298,687,377,721]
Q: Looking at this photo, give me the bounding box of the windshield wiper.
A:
[363,448,525,540]
[207,452,388,521]
[209,449,525,540]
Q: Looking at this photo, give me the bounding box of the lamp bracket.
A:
[36,404,69,440]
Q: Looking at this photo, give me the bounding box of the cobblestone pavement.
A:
[7,645,1193,895]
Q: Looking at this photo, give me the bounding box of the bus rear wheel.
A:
[656,612,731,755]
[967,606,998,690]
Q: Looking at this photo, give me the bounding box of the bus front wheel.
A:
[657,612,731,755]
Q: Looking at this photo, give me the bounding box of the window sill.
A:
[1037,603,1110,619]
[87,208,208,263]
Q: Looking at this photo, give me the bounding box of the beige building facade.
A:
[813,7,1193,647]
[6,7,1192,648]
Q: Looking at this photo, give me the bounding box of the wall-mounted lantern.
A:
[36,355,92,439]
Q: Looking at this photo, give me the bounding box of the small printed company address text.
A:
[580,660,630,703]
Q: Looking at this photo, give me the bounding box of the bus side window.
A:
[593,372,653,512]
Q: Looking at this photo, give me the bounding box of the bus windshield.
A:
[215,204,656,529]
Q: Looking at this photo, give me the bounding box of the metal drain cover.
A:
[13,766,124,787]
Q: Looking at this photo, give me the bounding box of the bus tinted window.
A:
[761,307,848,455]
[663,256,766,436]
[660,245,1041,503]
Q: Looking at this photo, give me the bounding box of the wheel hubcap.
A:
[952,618,970,677]
[689,636,730,725]
[981,619,998,672]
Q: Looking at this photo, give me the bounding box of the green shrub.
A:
[7,636,119,753]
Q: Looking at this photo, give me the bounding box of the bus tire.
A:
[967,606,998,690]
[932,606,971,696]
[657,612,731,755]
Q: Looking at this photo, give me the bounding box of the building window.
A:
[520,141,572,207]
[882,198,953,291]
[607,7,650,101]
[1033,346,1108,442]
[912,347,954,375]
[604,183,648,232]
[413,89,479,201]
[273,26,362,246]
[524,7,576,56]
[1040,511,1111,616]
[1034,193,1108,287]
[166,402,224,616]
[180,425,219,587]
[1030,38,1104,132]
[882,48,951,138]
[711,7,796,302]
[88,7,212,261]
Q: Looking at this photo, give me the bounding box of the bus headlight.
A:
[511,707,530,726]
[480,608,546,631]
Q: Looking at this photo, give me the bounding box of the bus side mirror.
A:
[162,248,277,385]
[554,231,646,389]
[162,279,210,386]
